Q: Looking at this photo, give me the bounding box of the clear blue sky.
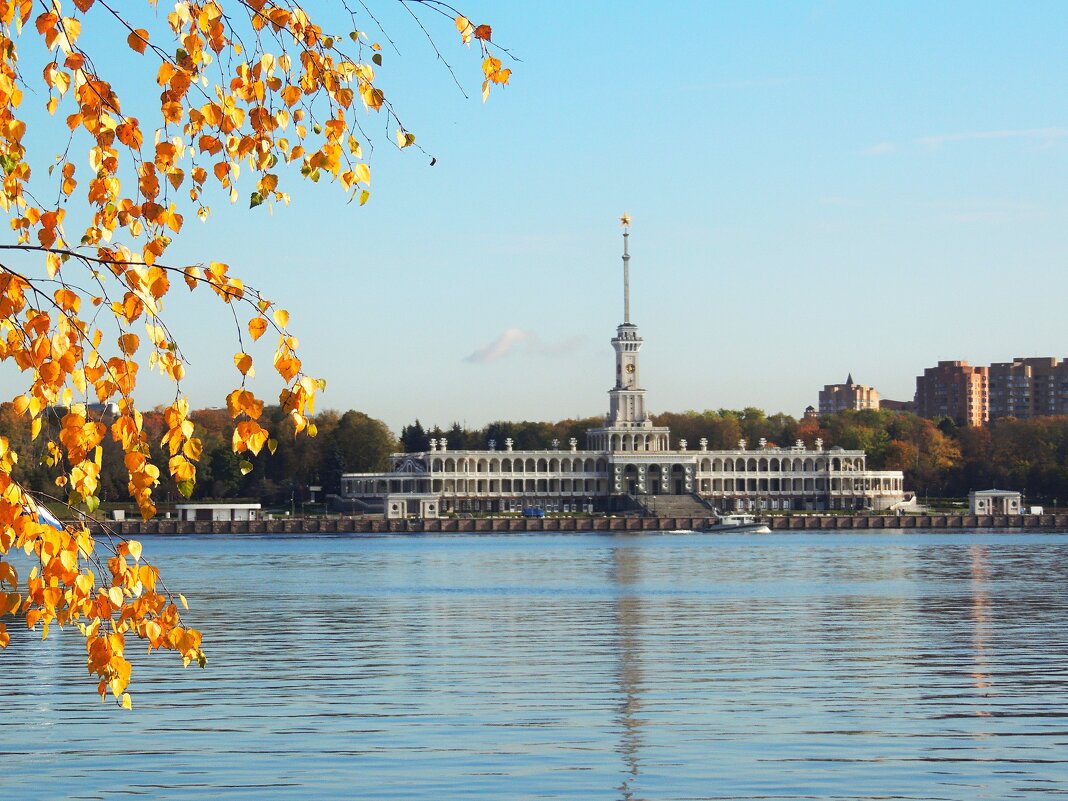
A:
[15,2,1068,433]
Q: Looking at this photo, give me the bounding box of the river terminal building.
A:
[341,219,908,519]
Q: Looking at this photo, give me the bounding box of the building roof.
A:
[174,502,262,509]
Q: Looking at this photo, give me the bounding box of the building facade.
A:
[818,374,880,416]
[915,357,1068,425]
[914,360,988,427]
[988,357,1068,421]
[968,489,1022,515]
[342,222,908,518]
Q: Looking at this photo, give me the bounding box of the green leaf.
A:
[372,53,382,66]
[239,460,254,475]
[312,122,322,135]
[249,191,264,209]
[84,495,100,514]
[267,438,278,455]
[176,479,195,498]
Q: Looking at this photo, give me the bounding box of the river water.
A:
[3,530,1068,800]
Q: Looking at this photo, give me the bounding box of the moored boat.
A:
[703,514,771,534]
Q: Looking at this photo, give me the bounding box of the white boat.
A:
[703,514,771,534]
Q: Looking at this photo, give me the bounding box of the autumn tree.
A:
[0,0,510,706]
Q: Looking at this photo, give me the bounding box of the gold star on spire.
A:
[619,212,631,228]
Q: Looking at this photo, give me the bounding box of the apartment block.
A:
[914,361,988,427]
[988,357,1068,420]
[818,374,880,416]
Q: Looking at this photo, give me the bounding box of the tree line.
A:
[5,404,1066,508]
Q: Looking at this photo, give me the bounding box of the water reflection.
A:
[611,539,646,800]
[969,544,993,703]
[3,531,1068,800]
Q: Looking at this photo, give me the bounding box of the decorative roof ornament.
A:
[846,372,854,386]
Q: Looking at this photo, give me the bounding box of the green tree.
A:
[334,411,397,473]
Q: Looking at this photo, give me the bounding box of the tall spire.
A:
[620,212,631,324]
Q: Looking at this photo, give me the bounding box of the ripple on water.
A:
[3,530,1068,800]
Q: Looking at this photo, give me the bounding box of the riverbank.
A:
[87,512,1068,536]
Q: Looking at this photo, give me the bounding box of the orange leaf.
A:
[118,333,139,355]
[234,352,253,376]
[474,24,492,41]
[127,29,149,55]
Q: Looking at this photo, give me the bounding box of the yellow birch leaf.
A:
[178,593,189,610]
[127,540,142,562]
[121,693,132,710]
[272,308,289,329]
[248,317,268,341]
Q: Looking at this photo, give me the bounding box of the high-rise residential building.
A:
[988,357,1068,420]
[818,374,880,416]
[914,361,988,427]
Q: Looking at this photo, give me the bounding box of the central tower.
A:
[607,217,647,425]
[586,215,671,453]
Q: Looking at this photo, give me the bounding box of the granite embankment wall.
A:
[89,513,1068,536]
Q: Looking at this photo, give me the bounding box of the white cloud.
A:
[463,328,583,364]
[862,142,897,156]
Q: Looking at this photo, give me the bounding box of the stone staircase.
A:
[631,493,715,518]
